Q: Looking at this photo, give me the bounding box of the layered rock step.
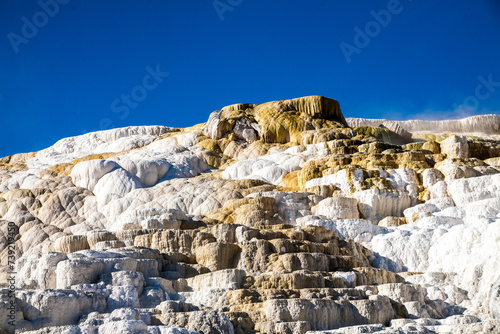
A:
[4,223,464,333]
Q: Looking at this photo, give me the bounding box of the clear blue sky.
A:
[1,0,500,157]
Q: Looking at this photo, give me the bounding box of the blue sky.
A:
[1,0,500,157]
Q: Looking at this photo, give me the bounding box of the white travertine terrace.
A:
[1,97,499,333]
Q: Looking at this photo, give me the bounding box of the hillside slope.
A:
[1,96,500,334]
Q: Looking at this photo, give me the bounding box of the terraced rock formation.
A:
[1,96,499,333]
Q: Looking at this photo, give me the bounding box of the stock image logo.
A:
[213,0,243,21]
[7,0,71,53]
[339,0,410,64]
[82,64,169,133]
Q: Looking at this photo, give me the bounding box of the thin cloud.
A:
[402,105,499,121]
